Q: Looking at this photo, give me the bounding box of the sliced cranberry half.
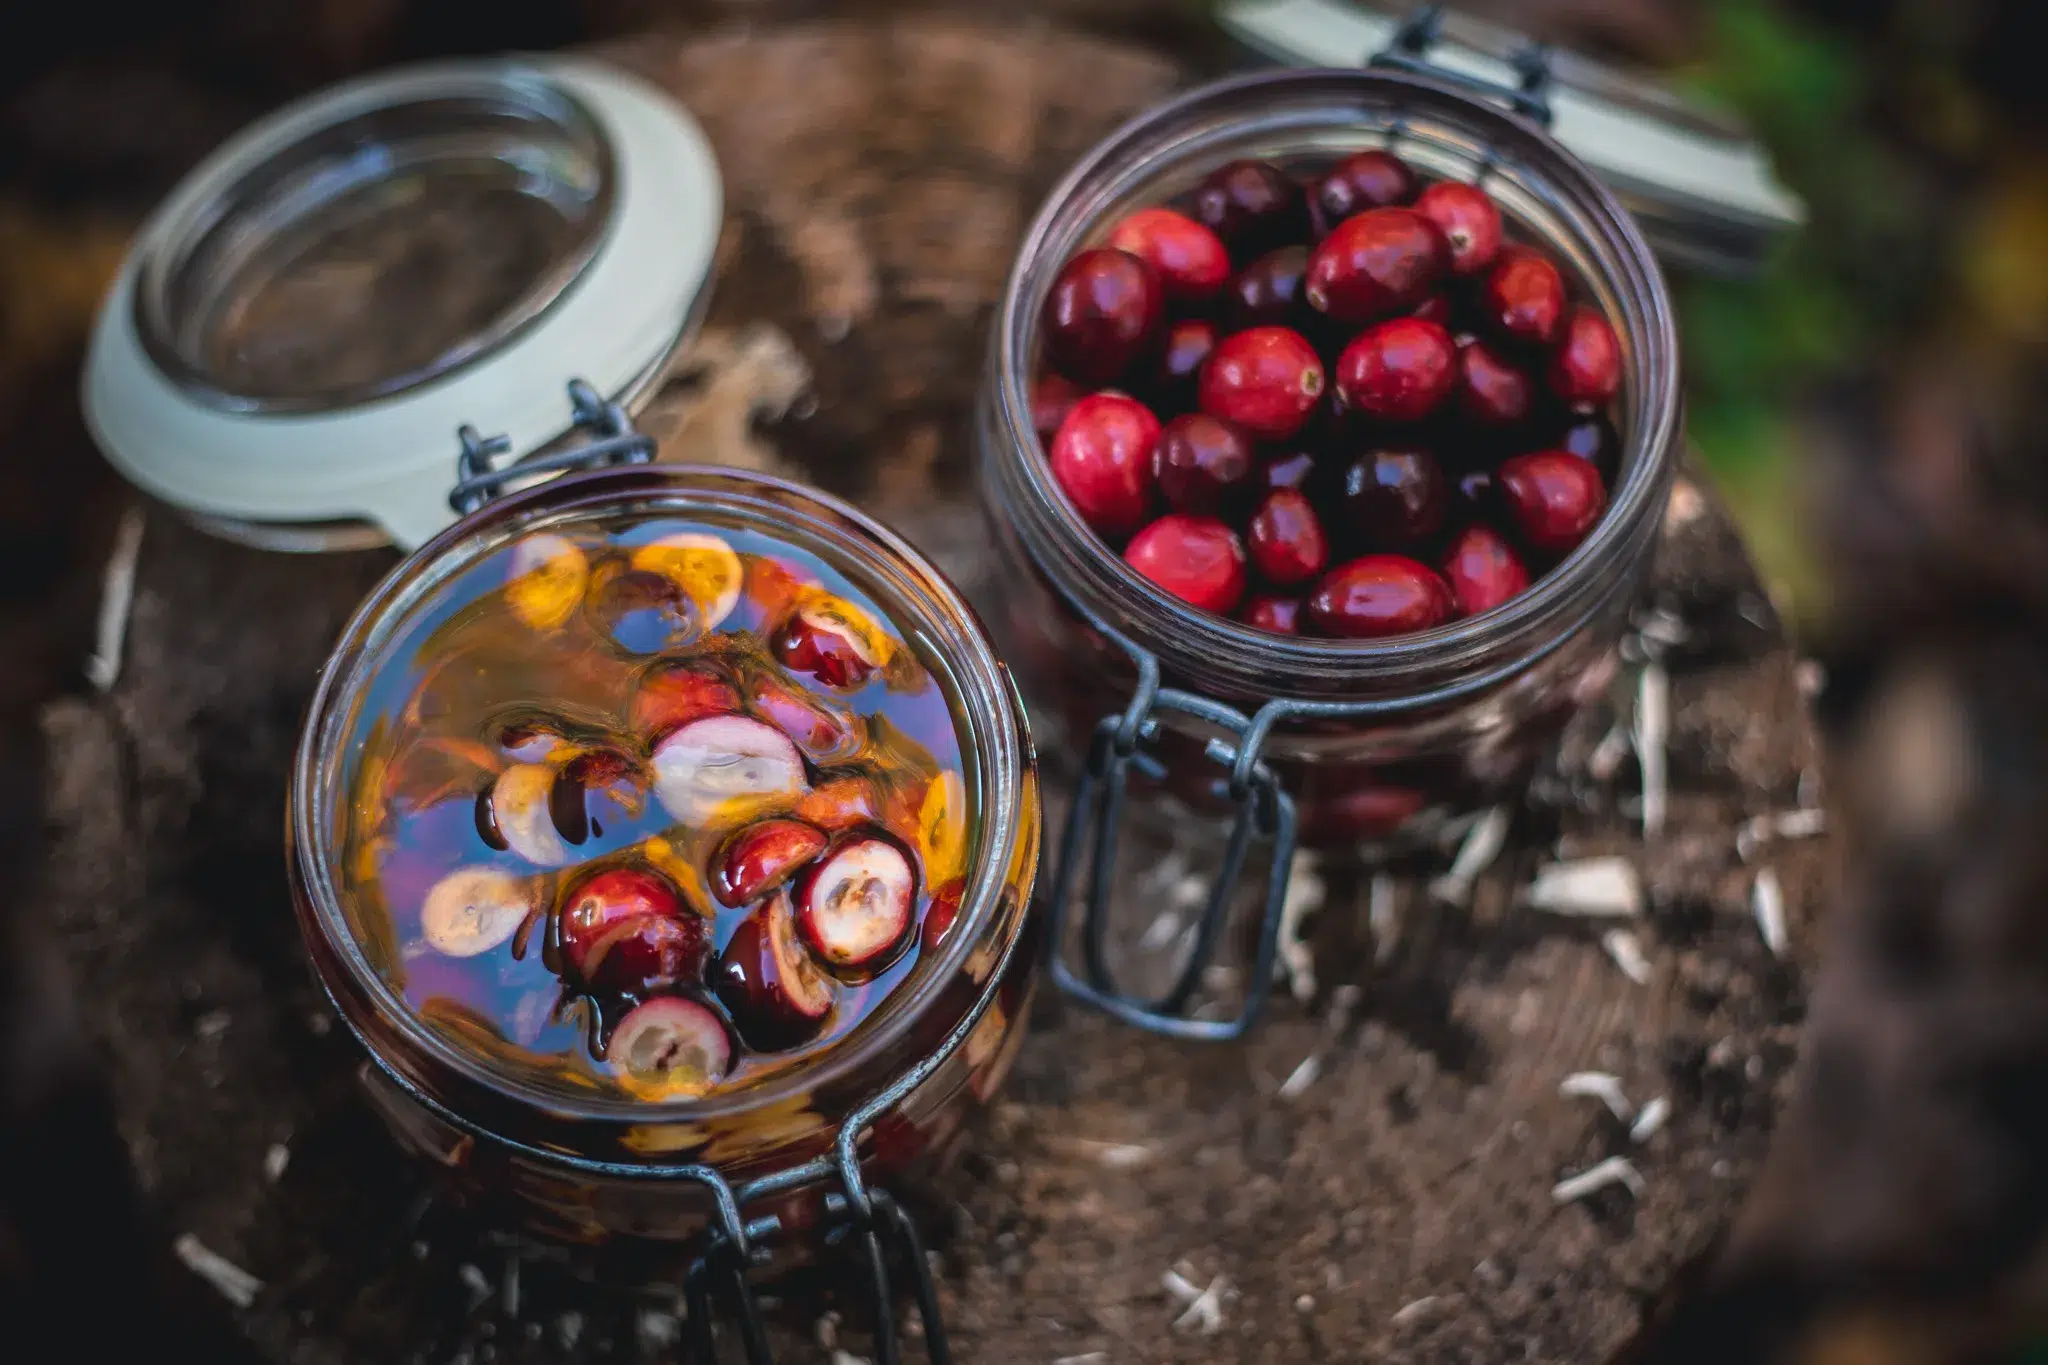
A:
[421,866,535,959]
[1455,336,1536,429]
[772,603,881,689]
[1547,303,1623,407]
[1440,523,1532,617]
[1042,247,1163,386]
[1106,207,1231,303]
[1050,392,1160,539]
[607,996,732,1098]
[715,818,830,908]
[1152,414,1257,517]
[1303,208,1448,324]
[748,672,864,766]
[1482,246,1567,351]
[1414,181,1503,276]
[1227,245,1308,329]
[794,835,918,974]
[1124,515,1247,615]
[1311,150,1418,231]
[1306,556,1455,638]
[1198,327,1324,441]
[795,776,884,833]
[489,763,571,867]
[1241,594,1302,635]
[1247,489,1329,588]
[651,715,807,826]
[1335,317,1456,425]
[920,880,965,956]
[1497,450,1608,554]
[632,663,741,743]
[1190,159,1309,256]
[560,868,711,996]
[715,889,835,1050]
[1340,447,1448,549]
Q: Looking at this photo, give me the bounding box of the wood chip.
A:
[1390,1296,1442,1326]
[1737,808,1827,861]
[1162,1268,1231,1335]
[263,1142,290,1182]
[1369,874,1399,963]
[1587,722,1632,783]
[1602,928,1653,984]
[1630,1096,1672,1143]
[1551,1157,1646,1205]
[1635,663,1670,839]
[1275,849,1325,1003]
[1278,1053,1322,1102]
[85,504,145,692]
[1429,806,1510,906]
[1520,857,1642,918]
[1752,868,1788,957]
[173,1233,263,1308]
[1558,1072,1633,1121]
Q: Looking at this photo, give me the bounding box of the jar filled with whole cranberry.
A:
[975,67,1682,1035]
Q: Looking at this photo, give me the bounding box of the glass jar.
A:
[975,68,1680,1033]
[289,462,1041,1247]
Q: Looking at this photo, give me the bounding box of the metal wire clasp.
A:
[448,378,657,516]
[1368,2,1557,127]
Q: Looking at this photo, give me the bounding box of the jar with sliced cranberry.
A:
[976,68,1678,1034]
[291,465,1038,1243]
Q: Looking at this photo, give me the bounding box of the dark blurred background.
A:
[4,2,2045,1361]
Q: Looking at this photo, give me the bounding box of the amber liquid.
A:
[340,513,972,1103]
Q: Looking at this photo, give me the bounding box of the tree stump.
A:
[38,19,1826,1363]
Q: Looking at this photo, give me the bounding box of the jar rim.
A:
[291,464,1036,1130]
[991,67,1683,694]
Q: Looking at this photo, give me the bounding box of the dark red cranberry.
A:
[772,604,880,689]
[748,672,863,765]
[1414,181,1503,276]
[1154,318,1218,404]
[1335,317,1456,424]
[1454,335,1536,429]
[1497,450,1608,553]
[1191,159,1309,256]
[1454,466,1496,514]
[1050,392,1160,538]
[586,566,695,655]
[1303,208,1448,324]
[1558,411,1622,485]
[1124,515,1247,614]
[1306,556,1454,638]
[1241,594,1302,634]
[1412,291,1457,327]
[920,880,964,956]
[559,868,710,996]
[1152,414,1257,517]
[1439,523,1531,617]
[1042,247,1164,386]
[716,890,834,1049]
[1311,150,1418,231]
[1299,783,1428,842]
[1482,246,1567,350]
[1261,449,1318,492]
[1547,303,1622,406]
[1247,489,1329,588]
[795,835,918,974]
[1227,245,1308,329]
[1031,372,1083,445]
[607,997,731,1096]
[715,818,830,907]
[1107,207,1231,303]
[631,662,740,743]
[1340,447,1448,549]
[1198,327,1324,441]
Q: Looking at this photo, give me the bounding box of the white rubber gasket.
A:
[82,55,721,551]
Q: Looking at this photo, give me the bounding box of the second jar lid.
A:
[81,55,722,552]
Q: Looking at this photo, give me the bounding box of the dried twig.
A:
[1559,1072,1633,1121]
[1635,663,1670,839]
[1552,1157,1647,1204]
[1603,928,1653,984]
[1630,1096,1672,1143]
[1752,868,1789,957]
[1430,806,1510,906]
[1521,857,1642,918]
[85,504,145,692]
[173,1233,263,1308]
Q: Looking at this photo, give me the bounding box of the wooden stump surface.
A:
[38,20,1827,1363]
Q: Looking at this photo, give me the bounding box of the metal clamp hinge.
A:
[448,378,657,517]
[1367,2,1556,127]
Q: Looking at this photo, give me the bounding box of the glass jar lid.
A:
[82,56,721,551]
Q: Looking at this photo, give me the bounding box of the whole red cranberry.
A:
[1042,247,1164,386]
[1124,515,1247,615]
[1031,372,1083,446]
[1454,335,1536,429]
[1247,489,1329,587]
[1262,449,1318,492]
[1497,450,1607,553]
[1191,158,1309,256]
[1050,392,1160,538]
[559,868,710,996]
[1227,245,1308,329]
[1107,207,1232,303]
[1335,317,1457,424]
[1439,523,1531,617]
[1482,246,1567,350]
[1547,303,1622,406]
[1414,181,1503,276]
[1340,447,1448,549]
[1306,556,1455,638]
[1311,150,1418,231]
[1198,327,1324,441]
[1304,208,1448,324]
[1153,414,1257,517]
[1154,318,1219,404]
[1241,594,1302,634]
[1558,411,1622,485]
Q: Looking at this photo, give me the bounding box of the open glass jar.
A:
[975,67,1681,1036]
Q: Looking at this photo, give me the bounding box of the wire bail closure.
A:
[1367,2,1557,128]
[448,378,658,516]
